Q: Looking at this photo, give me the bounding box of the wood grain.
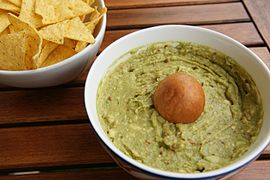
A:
[243,0,270,50]
[201,23,263,46]
[99,23,263,53]
[1,160,270,180]
[107,3,250,29]
[105,0,239,9]
[0,123,269,170]
[250,47,270,68]
[0,124,112,170]
[230,160,270,180]
[0,87,87,124]
[3,168,136,180]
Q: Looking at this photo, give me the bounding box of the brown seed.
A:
[153,73,205,124]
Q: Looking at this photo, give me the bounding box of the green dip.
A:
[97,42,263,173]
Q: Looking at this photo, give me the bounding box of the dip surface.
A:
[97,42,263,173]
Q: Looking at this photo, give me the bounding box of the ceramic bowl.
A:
[0,0,106,88]
[84,25,270,179]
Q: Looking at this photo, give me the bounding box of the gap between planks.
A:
[105,0,239,10]
[1,160,270,179]
[106,2,250,29]
[0,123,269,171]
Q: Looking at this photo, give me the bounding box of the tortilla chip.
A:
[75,7,106,52]
[0,27,9,37]
[19,0,43,28]
[8,24,15,33]
[35,0,93,25]
[0,31,27,70]
[64,17,95,43]
[0,10,10,34]
[40,45,76,67]
[36,40,58,68]
[0,0,19,13]
[7,0,21,7]
[64,38,76,48]
[86,7,106,33]
[38,21,64,44]
[8,13,43,69]
[83,0,94,5]
[80,0,95,21]
[39,17,94,44]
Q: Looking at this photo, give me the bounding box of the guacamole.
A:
[97,42,263,173]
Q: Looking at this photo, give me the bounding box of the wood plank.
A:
[100,23,263,52]
[2,160,270,180]
[0,124,112,170]
[105,0,239,9]
[201,23,263,46]
[250,47,270,68]
[264,144,270,155]
[243,0,270,50]
[107,3,250,29]
[230,160,270,180]
[4,169,136,180]
[0,123,269,170]
[0,87,87,124]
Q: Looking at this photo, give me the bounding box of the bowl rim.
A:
[0,0,106,74]
[84,24,270,179]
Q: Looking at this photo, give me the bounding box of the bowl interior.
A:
[85,25,270,178]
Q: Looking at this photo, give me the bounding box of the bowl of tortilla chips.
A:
[0,0,106,88]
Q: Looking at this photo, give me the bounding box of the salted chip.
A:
[0,31,28,70]
[80,0,95,21]
[8,24,15,33]
[75,7,106,52]
[39,17,94,44]
[7,0,21,7]
[40,45,76,67]
[0,10,10,34]
[38,21,64,44]
[64,38,76,48]
[35,0,93,25]
[8,13,43,69]
[0,27,9,37]
[19,0,43,28]
[87,7,106,33]
[83,0,94,6]
[36,40,58,68]
[64,17,95,43]
[0,0,19,13]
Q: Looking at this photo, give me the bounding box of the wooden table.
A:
[1,0,270,179]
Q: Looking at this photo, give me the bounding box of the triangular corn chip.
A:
[0,27,9,37]
[6,0,21,7]
[39,17,94,44]
[0,31,27,70]
[75,7,106,52]
[36,40,58,68]
[0,0,19,14]
[40,45,76,67]
[35,0,94,25]
[19,0,43,28]
[8,13,43,69]
[0,10,10,34]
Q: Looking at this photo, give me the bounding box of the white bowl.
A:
[84,25,270,179]
[0,0,106,88]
